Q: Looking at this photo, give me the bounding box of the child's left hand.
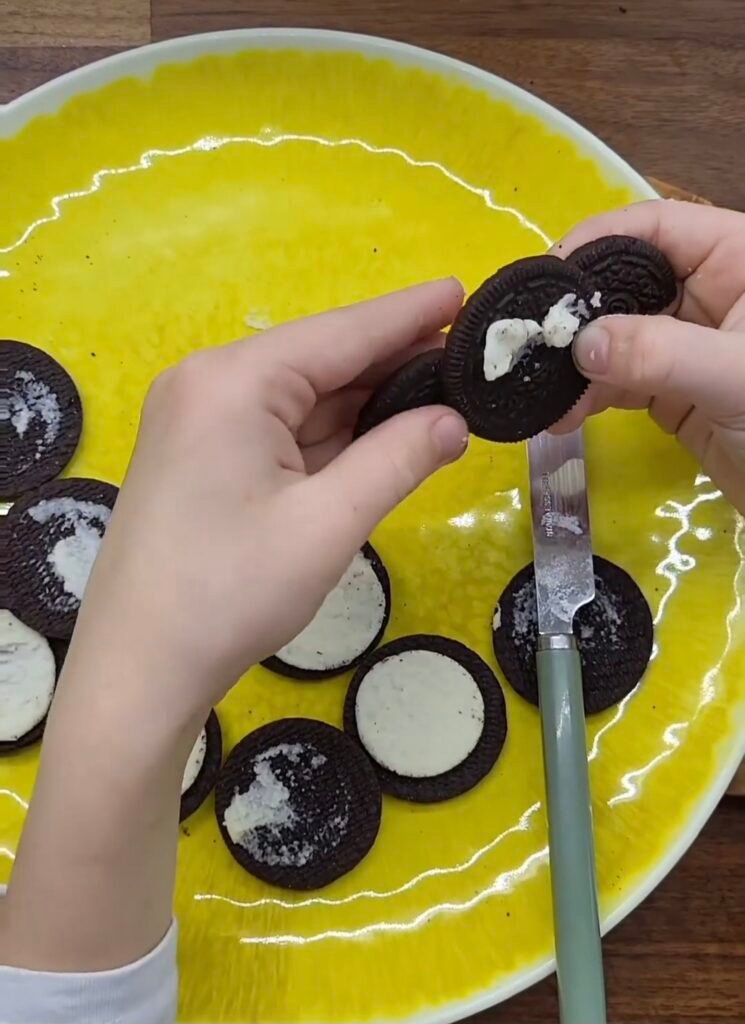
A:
[0,279,468,975]
[85,278,468,719]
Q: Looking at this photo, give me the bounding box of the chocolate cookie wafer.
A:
[354,348,445,438]
[1,340,83,498]
[566,235,679,317]
[6,477,118,639]
[442,256,593,442]
[492,555,653,714]
[215,718,382,889]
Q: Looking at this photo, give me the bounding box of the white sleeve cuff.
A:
[0,889,178,1024]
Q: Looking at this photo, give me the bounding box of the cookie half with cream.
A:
[180,709,223,822]
[214,718,381,889]
[0,610,66,752]
[442,255,593,442]
[6,477,118,639]
[263,543,391,680]
[0,340,83,499]
[344,634,507,803]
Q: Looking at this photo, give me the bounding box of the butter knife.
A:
[527,427,607,1024]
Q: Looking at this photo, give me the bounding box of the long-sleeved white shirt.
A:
[0,888,178,1024]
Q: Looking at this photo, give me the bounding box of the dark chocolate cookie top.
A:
[566,235,679,317]
[354,348,445,438]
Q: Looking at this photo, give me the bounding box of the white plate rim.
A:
[2,26,743,1024]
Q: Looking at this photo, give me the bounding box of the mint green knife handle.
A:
[537,641,607,1024]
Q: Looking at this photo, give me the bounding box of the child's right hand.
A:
[552,200,745,512]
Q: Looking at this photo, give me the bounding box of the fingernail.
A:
[574,323,610,375]
[431,413,469,463]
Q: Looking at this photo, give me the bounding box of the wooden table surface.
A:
[0,2,743,1021]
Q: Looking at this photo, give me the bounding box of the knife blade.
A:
[527,426,607,1024]
[528,428,595,634]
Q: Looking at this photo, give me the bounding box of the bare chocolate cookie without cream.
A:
[492,555,654,714]
[354,348,445,438]
[566,234,679,317]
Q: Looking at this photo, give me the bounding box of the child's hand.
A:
[80,278,468,718]
[1,280,468,975]
[553,201,745,511]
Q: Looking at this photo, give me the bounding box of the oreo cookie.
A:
[214,718,382,890]
[566,235,679,317]
[0,340,83,499]
[6,478,118,639]
[354,349,445,438]
[180,709,223,822]
[442,256,593,442]
[344,634,508,803]
[263,543,391,680]
[0,610,64,753]
[492,555,653,715]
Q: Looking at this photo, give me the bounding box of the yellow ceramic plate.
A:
[1,30,743,1024]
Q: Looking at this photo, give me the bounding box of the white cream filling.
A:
[276,550,386,670]
[181,727,207,794]
[28,497,111,606]
[483,292,588,381]
[0,611,56,741]
[355,649,485,778]
[482,318,542,380]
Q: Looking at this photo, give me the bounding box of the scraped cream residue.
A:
[2,370,61,456]
[223,743,348,868]
[28,497,111,605]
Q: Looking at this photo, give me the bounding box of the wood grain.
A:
[0,0,150,47]
[0,46,121,101]
[0,3,743,1020]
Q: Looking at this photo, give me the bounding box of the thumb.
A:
[307,406,468,547]
[574,315,745,418]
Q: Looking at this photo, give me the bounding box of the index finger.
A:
[243,278,464,393]
[552,199,745,327]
